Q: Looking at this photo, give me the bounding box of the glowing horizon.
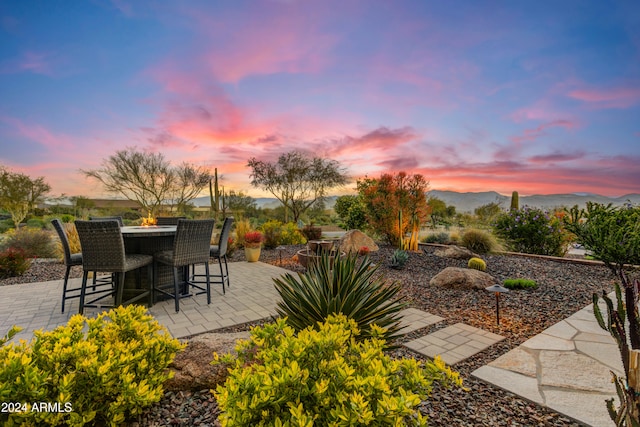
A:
[1,1,639,200]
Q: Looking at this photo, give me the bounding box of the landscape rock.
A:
[165,331,250,392]
[429,267,495,290]
[338,230,379,254]
[433,245,479,260]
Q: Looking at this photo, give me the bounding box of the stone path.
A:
[0,261,286,342]
[405,321,505,365]
[472,293,621,427]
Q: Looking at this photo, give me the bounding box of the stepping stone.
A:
[404,322,505,365]
[398,308,443,334]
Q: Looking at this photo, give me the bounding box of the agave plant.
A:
[273,252,407,344]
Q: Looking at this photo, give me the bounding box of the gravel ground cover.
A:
[1,245,619,426]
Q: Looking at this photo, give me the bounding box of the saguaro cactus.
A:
[510,191,519,211]
[209,168,220,220]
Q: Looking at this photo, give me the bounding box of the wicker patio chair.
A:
[51,219,84,312]
[153,219,214,312]
[89,215,124,226]
[192,217,234,294]
[75,220,153,314]
[156,216,186,226]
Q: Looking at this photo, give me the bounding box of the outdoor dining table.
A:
[120,225,187,304]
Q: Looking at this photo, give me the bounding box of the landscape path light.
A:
[275,246,286,265]
[485,284,509,326]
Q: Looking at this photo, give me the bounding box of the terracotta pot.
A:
[245,246,261,262]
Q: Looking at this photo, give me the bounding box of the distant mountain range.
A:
[192,191,640,213]
[426,190,640,213]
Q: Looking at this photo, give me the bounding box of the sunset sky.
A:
[1,0,639,199]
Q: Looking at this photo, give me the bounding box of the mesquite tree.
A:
[247,151,348,222]
[83,148,210,215]
[0,166,50,225]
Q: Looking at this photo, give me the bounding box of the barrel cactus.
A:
[467,257,487,272]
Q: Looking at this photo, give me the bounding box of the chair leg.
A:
[223,255,230,289]
[217,257,225,294]
[115,273,125,307]
[205,262,211,304]
[61,265,71,313]
[147,265,154,307]
[173,267,180,313]
[79,271,89,315]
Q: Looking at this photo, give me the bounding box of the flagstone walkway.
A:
[472,293,620,427]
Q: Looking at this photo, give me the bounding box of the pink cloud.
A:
[179,3,338,83]
[0,51,59,76]
[1,116,74,149]
[509,119,576,144]
[568,85,640,109]
[528,150,586,163]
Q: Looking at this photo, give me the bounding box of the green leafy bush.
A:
[334,195,368,231]
[460,228,498,254]
[1,227,56,258]
[0,247,31,278]
[494,206,570,256]
[503,278,537,289]
[26,218,45,229]
[274,252,406,343]
[467,257,487,272]
[214,315,463,426]
[564,202,640,275]
[0,305,185,426]
[422,232,450,244]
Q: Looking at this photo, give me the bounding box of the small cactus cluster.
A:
[390,249,409,269]
[467,257,486,272]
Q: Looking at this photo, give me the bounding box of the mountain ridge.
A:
[191,190,640,213]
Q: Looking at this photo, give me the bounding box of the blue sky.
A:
[1,0,639,198]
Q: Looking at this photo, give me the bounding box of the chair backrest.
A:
[217,217,235,257]
[156,216,186,226]
[171,219,215,267]
[75,220,126,272]
[51,219,74,265]
[89,215,124,226]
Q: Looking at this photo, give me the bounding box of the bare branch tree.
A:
[248,151,348,222]
[83,149,213,215]
[168,163,212,214]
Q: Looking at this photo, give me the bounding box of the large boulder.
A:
[433,245,478,260]
[165,331,250,392]
[338,230,379,254]
[430,267,495,290]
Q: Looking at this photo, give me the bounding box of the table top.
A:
[120,225,177,237]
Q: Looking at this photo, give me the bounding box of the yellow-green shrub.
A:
[261,220,306,248]
[0,305,184,426]
[214,314,463,426]
[467,257,487,271]
[234,218,252,248]
[460,228,498,254]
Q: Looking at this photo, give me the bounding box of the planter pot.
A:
[245,246,261,262]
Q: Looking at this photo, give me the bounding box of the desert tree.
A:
[82,148,211,215]
[0,166,51,225]
[247,151,348,222]
[168,162,212,214]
